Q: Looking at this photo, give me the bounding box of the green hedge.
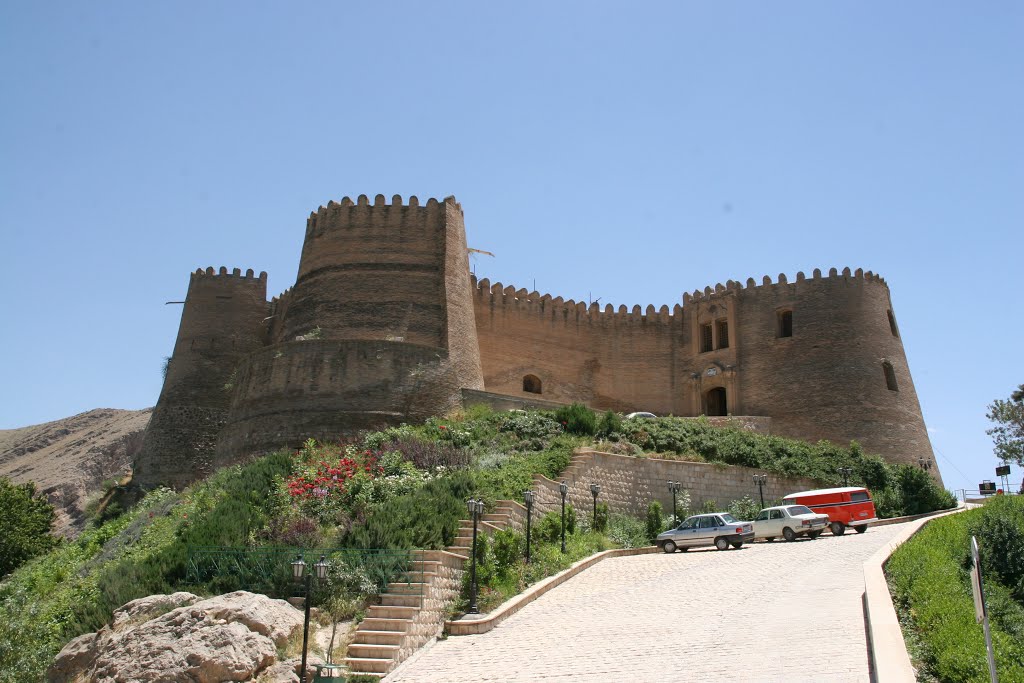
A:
[886,497,1024,681]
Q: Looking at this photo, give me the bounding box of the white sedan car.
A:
[752,505,829,542]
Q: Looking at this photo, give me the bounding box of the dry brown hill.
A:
[0,408,151,537]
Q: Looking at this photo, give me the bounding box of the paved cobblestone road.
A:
[387,523,905,683]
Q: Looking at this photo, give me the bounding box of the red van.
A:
[781,487,878,536]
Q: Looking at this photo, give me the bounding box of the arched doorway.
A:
[705,387,727,416]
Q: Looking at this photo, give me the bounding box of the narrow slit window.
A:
[883,362,898,392]
[778,310,793,338]
[716,320,729,349]
[523,375,542,394]
[700,323,713,353]
[887,310,899,337]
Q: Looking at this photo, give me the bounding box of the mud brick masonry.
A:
[135,194,938,489]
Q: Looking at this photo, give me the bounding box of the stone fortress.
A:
[135,194,937,489]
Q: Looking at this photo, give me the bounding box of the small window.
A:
[778,310,793,338]
[700,323,713,353]
[755,510,769,521]
[523,374,542,394]
[882,362,898,392]
[887,310,899,337]
[716,320,729,349]
[770,510,784,520]
[851,491,870,502]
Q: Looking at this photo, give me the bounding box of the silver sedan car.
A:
[656,513,755,552]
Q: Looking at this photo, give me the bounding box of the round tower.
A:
[214,195,484,458]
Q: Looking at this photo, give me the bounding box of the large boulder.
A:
[47,591,305,683]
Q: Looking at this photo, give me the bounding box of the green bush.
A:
[645,501,665,541]
[597,411,623,438]
[0,478,58,577]
[554,403,597,436]
[593,502,609,533]
[728,495,761,522]
[606,513,649,548]
[887,497,1024,682]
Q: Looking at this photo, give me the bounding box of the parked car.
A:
[625,411,657,419]
[656,513,754,552]
[782,487,879,536]
[752,505,829,542]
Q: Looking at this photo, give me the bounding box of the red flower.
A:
[439,425,446,430]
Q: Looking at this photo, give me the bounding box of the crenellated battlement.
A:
[471,275,681,328]
[682,266,888,304]
[191,266,268,282]
[304,194,463,235]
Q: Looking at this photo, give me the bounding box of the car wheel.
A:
[854,525,867,534]
[662,540,676,553]
[783,527,797,542]
[830,521,846,536]
[715,537,730,551]
[731,542,743,549]
[765,537,775,543]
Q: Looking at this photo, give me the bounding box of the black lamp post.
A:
[590,483,601,528]
[523,490,535,563]
[559,480,569,553]
[291,553,330,683]
[467,498,484,614]
[752,474,767,509]
[667,481,681,525]
[838,467,853,487]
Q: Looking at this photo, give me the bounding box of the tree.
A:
[986,384,1024,467]
[0,478,58,576]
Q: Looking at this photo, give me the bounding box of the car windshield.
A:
[787,506,814,516]
[719,513,737,523]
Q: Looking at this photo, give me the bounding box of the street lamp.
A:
[466,498,485,614]
[838,467,853,487]
[291,553,330,683]
[559,480,569,553]
[667,481,681,525]
[523,490,535,563]
[590,483,601,529]
[752,474,767,509]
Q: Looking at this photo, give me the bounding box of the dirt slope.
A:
[0,408,152,537]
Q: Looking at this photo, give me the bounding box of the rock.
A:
[254,661,299,683]
[111,591,200,630]
[47,591,306,683]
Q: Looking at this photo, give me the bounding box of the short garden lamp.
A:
[467,498,485,614]
[523,490,535,563]
[590,483,601,528]
[667,481,682,525]
[838,467,853,487]
[559,480,569,554]
[752,474,767,509]
[292,554,330,683]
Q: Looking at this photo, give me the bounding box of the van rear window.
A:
[782,498,794,505]
[851,491,871,502]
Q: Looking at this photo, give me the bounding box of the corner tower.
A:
[214,194,484,459]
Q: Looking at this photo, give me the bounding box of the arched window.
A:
[523,375,542,394]
[705,387,728,416]
[887,310,899,337]
[778,310,793,338]
[882,362,898,392]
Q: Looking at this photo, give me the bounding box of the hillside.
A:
[0,408,151,536]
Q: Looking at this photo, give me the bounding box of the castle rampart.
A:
[135,195,937,489]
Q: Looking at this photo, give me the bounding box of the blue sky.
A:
[1,2,1021,495]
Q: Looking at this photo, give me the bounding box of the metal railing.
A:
[956,486,1022,502]
[185,546,423,599]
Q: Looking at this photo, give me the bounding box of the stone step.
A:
[386,581,429,594]
[408,559,441,572]
[481,513,510,523]
[379,593,423,608]
[352,630,403,646]
[347,643,400,660]
[452,535,473,548]
[359,617,412,633]
[446,546,470,559]
[344,657,393,674]
[366,605,418,619]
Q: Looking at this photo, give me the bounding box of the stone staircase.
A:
[343,500,526,678]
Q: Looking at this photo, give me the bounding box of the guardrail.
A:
[185,546,421,599]
[955,487,1021,501]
